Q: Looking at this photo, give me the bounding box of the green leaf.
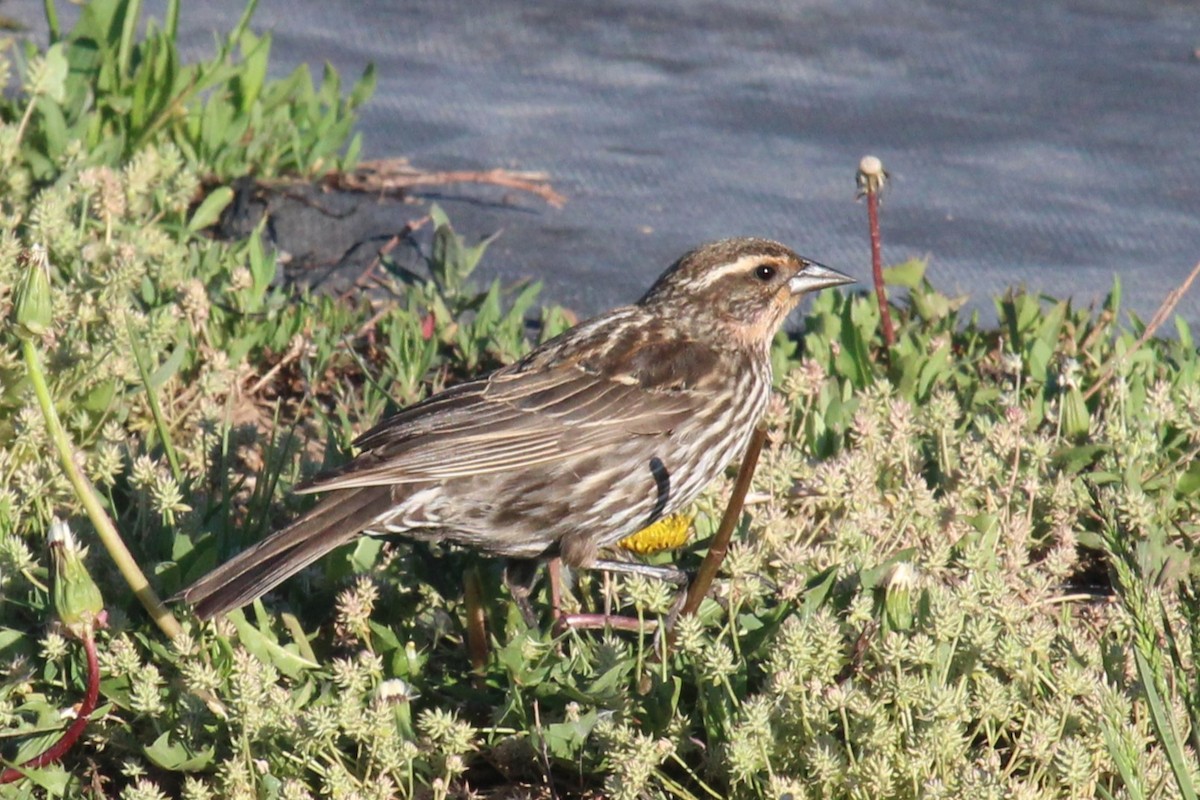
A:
[368,620,402,652]
[2,763,71,793]
[234,30,270,113]
[187,186,234,232]
[343,130,362,170]
[1026,338,1052,382]
[245,222,276,310]
[858,548,918,592]
[1061,386,1090,439]
[911,286,962,323]
[1175,316,1194,351]
[1015,292,1040,335]
[0,627,31,653]
[280,613,317,663]
[144,731,216,771]
[36,42,70,102]
[148,345,187,389]
[349,63,377,109]
[1033,299,1067,349]
[882,258,926,289]
[34,96,70,160]
[1177,462,1200,497]
[1052,444,1108,475]
[542,709,599,761]
[230,608,320,679]
[587,661,632,697]
[1133,647,1198,800]
[968,513,999,536]
[81,378,117,412]
[1104,273,1122,318]
[915,341,951,398]
[802,566,838,615]
[348,536,383,573]
[428,204,500,298]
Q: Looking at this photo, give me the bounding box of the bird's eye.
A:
[753,264,776,282]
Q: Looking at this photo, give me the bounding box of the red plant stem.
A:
[0,630,100,784]
[867,189,895,347]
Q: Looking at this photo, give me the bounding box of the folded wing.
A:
[296,346,704,492]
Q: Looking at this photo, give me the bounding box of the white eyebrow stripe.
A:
[692,254,785,288]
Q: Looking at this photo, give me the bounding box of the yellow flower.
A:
[618,514,693,555]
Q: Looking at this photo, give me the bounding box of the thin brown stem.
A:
[867,189,895,347]
[324,158,567,208]
[338,215,432,303]
[463,568,488,679]
[857,155,894,348]
[679,425,769,618]
[1083,258,1200,402]
[547,557,564,620]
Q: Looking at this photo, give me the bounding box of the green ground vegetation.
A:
[2,1,1199,798]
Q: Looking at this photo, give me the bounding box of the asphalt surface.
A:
[8,0,1200,325]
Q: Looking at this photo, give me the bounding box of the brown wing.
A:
[296,317,717,492]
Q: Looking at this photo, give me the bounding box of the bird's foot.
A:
[589,558,689,585]
[552,613,658,635]
[503,558,542,628]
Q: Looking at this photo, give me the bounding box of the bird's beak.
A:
[788,261,856,295]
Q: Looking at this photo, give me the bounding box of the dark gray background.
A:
[9,0,1200,325]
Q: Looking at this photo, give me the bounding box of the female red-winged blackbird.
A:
[178,238,853,619]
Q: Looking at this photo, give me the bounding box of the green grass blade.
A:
[126,319,183,484]
[1132,646,1198,800]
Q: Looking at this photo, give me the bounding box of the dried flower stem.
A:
[13,85,38,148]
[22,338,183,640]
[679,425,769,618]
[867,191,894,345]
[858,155,895,347]
[0,628,99,784]
[244,332,307,397]
[463,567,488,678]
[1084,257,1200,402]
[531,700,561,800]
[545,557,567,628]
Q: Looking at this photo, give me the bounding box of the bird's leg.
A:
[555,612,659,634]
[589,558,689,586]
[502,558,541,628]
[552,559,691,634]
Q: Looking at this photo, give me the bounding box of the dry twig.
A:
[679,425,769,618]
[327,157,567,208]
[338,214,432,302]
[245,334,308,397]
[1084,258,1200,402]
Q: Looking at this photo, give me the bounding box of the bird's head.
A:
[639,237,854,348]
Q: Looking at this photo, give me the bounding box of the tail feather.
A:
[175,487,396,620]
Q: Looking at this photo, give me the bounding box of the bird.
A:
[176,238,854,620]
